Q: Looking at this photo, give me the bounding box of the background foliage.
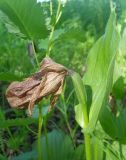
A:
[0,0,126,160]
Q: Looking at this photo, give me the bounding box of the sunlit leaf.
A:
[71,72,88,128]
[0,0,48,39]
[74,104,85,128]
[83,9,120,132]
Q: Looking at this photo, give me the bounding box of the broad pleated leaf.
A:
[0,0,48,39]
[14,130,84,160]
[100,106,126,144]
[83,10,120,132]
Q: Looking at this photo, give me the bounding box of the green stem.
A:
[26,126,37,135]
[80,100,91,160]
[31,41,39,67]
[94,138,98,160]
[44,119,51,160]
[46,0,62,57]
[85,134,92,160]
[30,39,43,160]
[71,73,92,160]
[82,105,91,160]
[65,115,76,148]
[38,104,43,160]
[46,26,55,57]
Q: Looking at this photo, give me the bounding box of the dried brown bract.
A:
[6,57,68,115]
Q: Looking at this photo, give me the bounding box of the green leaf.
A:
[105,141,122,160]
[38,38,49,50]
[74,104,85,128]
[13,150,37,160]
[53,29,65,41]
[0,118,38,128]
[71,73,87,110]
[71,72,88,127]
[0,72,24,81]
[83,10,120,132]
[0,154,7,160]
[31,105,51,118]
[112,76,125,99]
[91,137,104,160]
[0,10,24,37]
[38,29,65,50]
[58,28,87,42]
[14,130,84,160]
[99,106,117,139]
[73,145,85,160]
[40,130,74,160]
[0,0,48,39]
[120,27,126,56]
[100,106,126,144]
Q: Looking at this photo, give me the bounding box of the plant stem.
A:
[94,138,98,160]
[84,133,91,160]
[81,101,91,160]
[31,40,43,160]
[65,115,76,148]
[38,104,43,160]
[82,107,91,160]
[31,41,39,67]
[44,119,51,160]
[71,73,92,160]
[46,0,62,57]
[46,26,55,57]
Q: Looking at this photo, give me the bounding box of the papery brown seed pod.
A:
[6,57,68,115]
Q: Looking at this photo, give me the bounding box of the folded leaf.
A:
[74,104,85,128]
[83,10,120,132]
[71,72,88,127]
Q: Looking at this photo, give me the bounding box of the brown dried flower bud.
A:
[6,57,68,115]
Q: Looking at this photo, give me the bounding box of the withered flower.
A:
[6,58,68,115]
